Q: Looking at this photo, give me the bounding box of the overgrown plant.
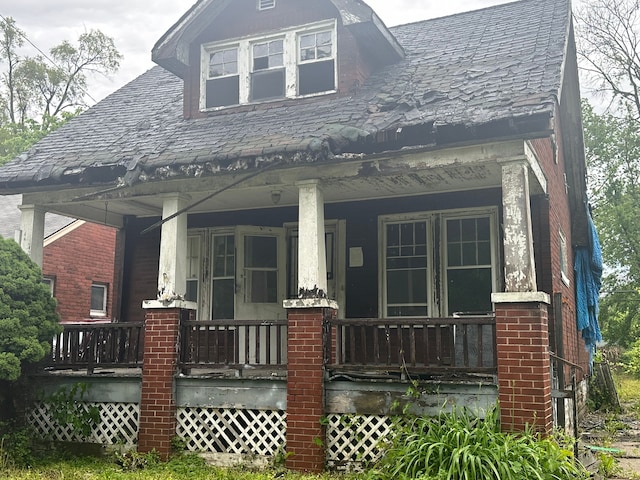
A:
[368,405,589,480]
[43,383,100,439]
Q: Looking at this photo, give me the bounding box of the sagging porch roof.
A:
[0,0,574,224]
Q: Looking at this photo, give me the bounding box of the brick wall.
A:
[530,123,589,379]
[138,307,184,459]
[42,221,118,322]
[286,307,329,472]
[495,301,553,433]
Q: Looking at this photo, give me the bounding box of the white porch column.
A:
[157,194,189,301]
[297,180,327,296]
[18,204,45,267]
[501,161,537,292]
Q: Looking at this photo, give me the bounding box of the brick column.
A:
[138,301,193,459]
[493,293,552,434]
[284,301,336,472]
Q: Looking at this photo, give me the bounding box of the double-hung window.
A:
[201,20,336,110]
[381,208,498,318]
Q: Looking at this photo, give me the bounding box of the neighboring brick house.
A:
[0,0,597,471]
[0,195,119,323]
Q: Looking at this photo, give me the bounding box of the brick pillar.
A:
[285,304,334,472]
[138,302,192,459]
[493,293,553,434]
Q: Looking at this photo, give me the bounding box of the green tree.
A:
[0,236,60,382]
[582,100,640,347]
[0,17,121,165]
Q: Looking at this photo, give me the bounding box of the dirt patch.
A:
[581,409,640,479]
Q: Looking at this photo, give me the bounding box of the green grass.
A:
[0,453,361,480]
[615,371,640,407]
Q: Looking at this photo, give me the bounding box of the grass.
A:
[615,371,640,410]
[0,453,362,480]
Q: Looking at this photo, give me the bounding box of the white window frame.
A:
[200,19,337,111]
[42,276,55,296]
[441,208,499,316]
[379,207,499,318]
[90,283,108,317]
[559,229,570,286]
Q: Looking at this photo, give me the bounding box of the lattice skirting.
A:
[27,402,139,446]
[326,414,394,469]
[176,407,286,456]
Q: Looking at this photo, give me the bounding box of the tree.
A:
[0,17,121,129]
[576,0,640,347]
[0,236,60,382]
[576,0,640,120]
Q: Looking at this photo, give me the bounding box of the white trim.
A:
[90,283,108,317]
[44,220,85,247]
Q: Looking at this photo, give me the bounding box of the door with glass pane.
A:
[235,226,286,364]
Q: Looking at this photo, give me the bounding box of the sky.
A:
[1,0,516,104]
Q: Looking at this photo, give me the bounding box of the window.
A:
[251,39,285,101]
[42,276,55,296]
[90,283,108,317]
[559,229,570,286]
[258,0,275,10]
[206,47,239,108]
[298,30,335,95]
[186,235,201,303]
[381,209,497,317]
[445,216,493,315]
[201,20,336,110]
[211,234,235,319]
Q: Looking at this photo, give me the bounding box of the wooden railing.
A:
[180,320,288,372]
[329,316,497,375]
[50,322,143,373]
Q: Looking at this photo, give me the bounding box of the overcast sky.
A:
[2,0,515,103]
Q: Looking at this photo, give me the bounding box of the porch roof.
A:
[0,0,570,197]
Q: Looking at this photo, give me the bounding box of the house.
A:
[0,0,593,471]
[0,195,119,324]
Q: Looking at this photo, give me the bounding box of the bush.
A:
[369,406,588,480]
[622,339,640,377]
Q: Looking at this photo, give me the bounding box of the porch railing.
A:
[329,316,497,376]
[50,322,144,373]
[180,320,288,372]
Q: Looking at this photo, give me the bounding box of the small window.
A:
[559,230,570,286]
[258,0,275,10]
[251,39,285,101]
[298,30,335,95]
[42,276,55,296]
[206,47,240,108]
[186,235,201,303]
[90,283,108,317]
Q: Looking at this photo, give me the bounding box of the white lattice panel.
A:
[27,402,139,446]
[176,407,285,456]
[326,414,393,469]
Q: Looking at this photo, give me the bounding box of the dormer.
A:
[152,0,404,117]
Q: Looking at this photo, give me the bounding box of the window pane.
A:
[387,270,427,304]
[387,224,400,247]
[269,40,283,54]
[447,220,461,242]
[317,45,332,58]
[246,270,278,303]
[462,242,477,265]
[254,57,269,70]
[448,243,461,267]
[206,76,240,108]
[317,31,332,46]
[300,34,315,49]
[223,49,237,63]
[461,218,476,240]
[91,285,106,312]
[477,217,490,240]
[477,240,491,265]
[447,268,492,314]
[271,53,283,67]
[253,43,268,58]
[251,69,285,100]
[301,48,315,61]
[245,236,277,268]
[186,279,198,303]
[212,278,234,319]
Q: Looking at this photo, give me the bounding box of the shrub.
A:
[622,339,640,377]
[369,406,588,480]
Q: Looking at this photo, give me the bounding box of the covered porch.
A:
[23,139,552,469]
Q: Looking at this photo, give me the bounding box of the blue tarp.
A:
[574,207,603,368]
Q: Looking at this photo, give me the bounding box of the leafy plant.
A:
[0,421,35,468]
[113,448,160,471]
[368,405,589,480]
[43,383,100,439]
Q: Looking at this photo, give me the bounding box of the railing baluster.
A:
[410,325,416,366]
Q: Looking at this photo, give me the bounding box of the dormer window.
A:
[258,0,275,10]
[201,20,336,110]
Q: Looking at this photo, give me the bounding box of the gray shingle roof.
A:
[0,0,570,191]
[0,195,74,240]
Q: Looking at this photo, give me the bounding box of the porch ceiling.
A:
[23,140,543,228]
